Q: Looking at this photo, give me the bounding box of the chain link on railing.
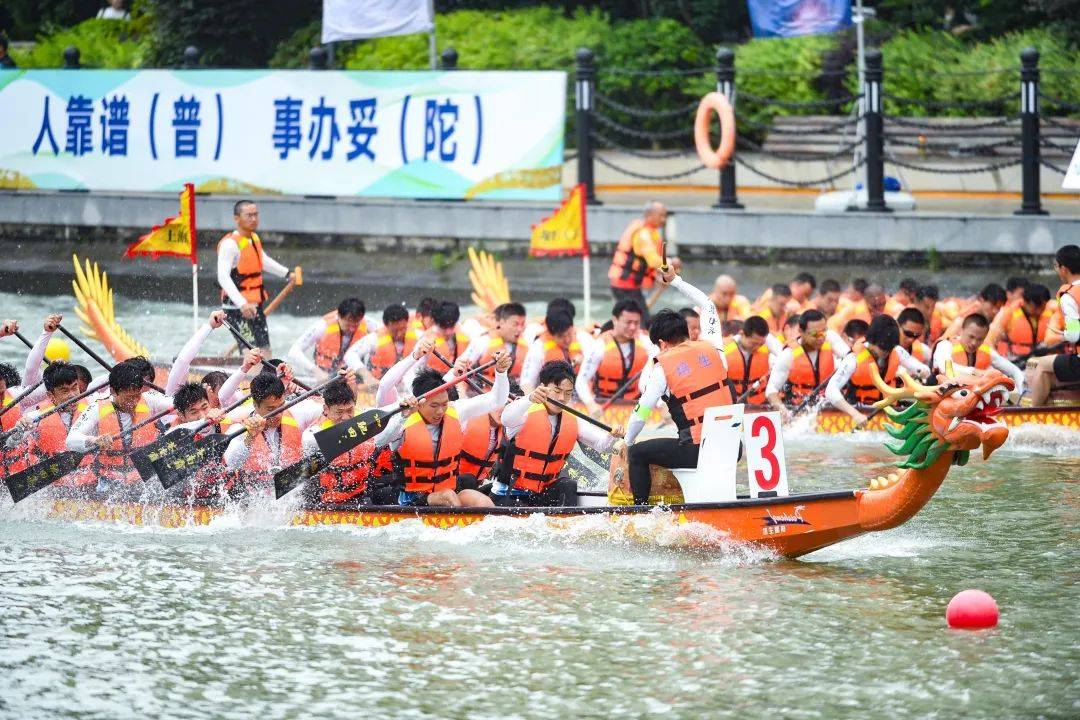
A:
[594,93,699,119]
[884,136,1018,155]
[592,111,693,141]
[884,115,1019,131]
[597,66,711,77]
[737,135,866,161]
[594,153,706,181]
[1039,137,1077,154]
[590,130,695,159]
[739,114,863,134]
[737,91,860,109]
[884,154,1022,174]
[1039,158,1069,174]
[734,156,865,187]
[1039,91,1080,113]
[1042,115,1080,132]
[882,92,1015,111]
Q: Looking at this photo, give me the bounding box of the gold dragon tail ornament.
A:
[71,254,150,362]
[467,247,511,314]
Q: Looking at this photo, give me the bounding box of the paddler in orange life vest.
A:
[765,309,850,416]
[452,302,529,385]
[344,304,418,381]
[885,277,919,318]
[608,201,678,323]
[3,360,84,475]
[1026,245,1080,405]
[997,282,1054,360]
[373,349,512,508]
[222,372,324,494]
[896,307,932,365]
[424,301,472,376]
[287,297,377,380]
[164,381,230,499]
[65,362,163,496]
[1,313,64,475]
[620,268,734,505]
[217,199,294,354]
[825,315,931,427]
[709,274,752,323]
[723,315,774,406]
[913,284,943,343]
[931,313,1025,399]
[575,299,653,414]
[520,309,585,392]
[300,378,389,506]
[807,278,842,321]
[493,361,622,507]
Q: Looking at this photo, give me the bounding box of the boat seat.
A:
[669,405,744,504]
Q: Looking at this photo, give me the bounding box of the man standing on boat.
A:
[621,267,732,506]
[217,199,294,355]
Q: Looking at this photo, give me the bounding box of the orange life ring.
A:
[694,92,736,170]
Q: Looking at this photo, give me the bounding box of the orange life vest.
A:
[997,306,1053,357]
[846,342,900,405]
[592,331,648,401]
[218,231,266,305]
[477,335,528,381]
[395,407,462,494]
[785,342,837,405]
[313,312,369,372]
[504,403,578,493]
[1057,282,1080,354]
[458,413,502,482]
[539,331,583,371]
[714,295,752,322]
[945,341,992,370]
[910,339,931,365]
[1,389,27,477]
[657,340,732,444]
[723,339,770,405]
[369,328,418,379]
[928,307,944,344]
[427,331,471,374]
[90,399,159,485]
[32,400,86,460]
[314,417,372,504]
[242,412,303,475]
[759,307,787,335]
[608,220,662,290]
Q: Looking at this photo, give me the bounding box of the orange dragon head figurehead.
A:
[869,364,1012,469]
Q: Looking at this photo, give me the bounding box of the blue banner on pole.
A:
[747,0,852,38]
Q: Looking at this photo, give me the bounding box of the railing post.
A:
[182,46,199,69]
[440,47,458,70]
[862,49,889,212]
[308,46,328,70]
[62,46,80,69]
[713,47,743,210]
[575,47,600,205]
[1015,47,1047,215]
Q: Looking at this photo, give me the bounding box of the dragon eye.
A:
[957,390,969,398]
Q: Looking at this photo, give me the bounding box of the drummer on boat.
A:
[217,199,294,355]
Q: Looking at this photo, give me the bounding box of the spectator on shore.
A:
[97,0,131,21]
[0,38,16,69]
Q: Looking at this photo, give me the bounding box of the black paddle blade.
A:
[131,429,194,481]
[273,453,326,499]
[154,433,230,490]
[5,451,86,503]
[314,408,393,462]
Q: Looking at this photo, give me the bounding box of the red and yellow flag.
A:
[529,184,588,258]
[124,183,197,263]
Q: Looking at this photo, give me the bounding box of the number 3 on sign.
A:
[743,411,788,498]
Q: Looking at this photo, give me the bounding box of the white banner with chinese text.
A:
[0,69,565,200]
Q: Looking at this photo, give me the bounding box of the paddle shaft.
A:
[221,318,313,391]
[601,370,643,410]
[735,378,764,404]
[431,349,487,395]
[12,330,34,350]
[173,393,254,439]
[0,379,45,419]
[56,324,166,394]
[11,383,99,428]
[791,372,834,416]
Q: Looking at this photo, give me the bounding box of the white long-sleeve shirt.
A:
[343,332,383,373]
[764,329,849,358]
[375,352,430,407]
[165,323,214,397]
[65,392,173,452]
[4,328,53,407]
[824,346,930,408]
[286,316,381,377]
[1060,278,1079,343]
[221,397,324,468]
[625,277,726,443]
[931,340,1025,396]
[216,234,289,309]
[373,371,509,451]
[764,343,851,401]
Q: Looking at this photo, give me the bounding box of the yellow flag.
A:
[124,183,197,262]
[529,184,588,257]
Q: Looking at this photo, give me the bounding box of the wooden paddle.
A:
[601,370,643,410]
[12,329,34,350]
[130,394,253,481]
[5,405,173,503]
[155,375,334,490]
[224,266,302,356]
[56,324,167,394]
[275,360,497,498]
[0,379,45,420]
[220,317,313,392]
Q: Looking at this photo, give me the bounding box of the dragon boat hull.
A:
[41,489,863,559]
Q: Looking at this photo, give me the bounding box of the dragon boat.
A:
[17,366,1015,559]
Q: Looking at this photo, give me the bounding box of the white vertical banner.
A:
[322,0,434,42]
[743,411,789,498]
[1064,139,1080,190]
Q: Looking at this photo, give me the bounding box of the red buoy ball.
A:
[946,589,999,629]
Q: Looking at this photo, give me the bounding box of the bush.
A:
[11,18,151,68]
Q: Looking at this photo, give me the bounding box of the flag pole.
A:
[427,0,437,70]
[187,183,198,333]
[579,184,590,324]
